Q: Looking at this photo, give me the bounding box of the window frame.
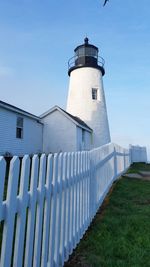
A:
[16,116,24,139]
[92,88,98,100]
[82,129,85,144]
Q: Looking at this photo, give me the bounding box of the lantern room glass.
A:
[75,46,98,58]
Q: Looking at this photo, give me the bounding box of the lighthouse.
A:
[66,37,111,148]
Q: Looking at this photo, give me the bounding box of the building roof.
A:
[0,100,92,132]
[40,105,92,132]
[59,108,92,131]
[0,100,40,121]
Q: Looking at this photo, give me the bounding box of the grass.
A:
[1,163,150,266]
[126,162,150,174]
[65,164,150,267]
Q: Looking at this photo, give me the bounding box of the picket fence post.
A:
[1,156,20,267]
[13,155,31,267]
[33,154,46,267]
[24,155,39,267]
[114,147,118,178]
[0,157,6,220]
[41,154,53,267]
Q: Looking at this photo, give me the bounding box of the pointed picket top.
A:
[24,154,39,267]
[6,156,20,205]
[1,156,20,267]
[41,154,53,267]
[13,154,31,267]
[33,154,46,267]
[19,155,30,197]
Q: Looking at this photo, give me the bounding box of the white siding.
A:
[76,126,92,151]
[0,107,43,156]
[41,110,77,153]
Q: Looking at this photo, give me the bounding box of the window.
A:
[16,117,23,139]
[85,47,98,58]
[77,47,85,57]
[82,129,85,143]
[91,132,93,145]
[92,88,97,100]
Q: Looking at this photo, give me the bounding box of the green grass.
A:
[127,162,150,174]
[65,164,150,267]
[1,163,150,266]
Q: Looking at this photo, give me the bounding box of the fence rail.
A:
[0,143,131,267]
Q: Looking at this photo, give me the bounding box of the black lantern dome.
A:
[68,37,105,76]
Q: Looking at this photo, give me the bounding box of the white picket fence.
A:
[130,145,147,163]
[0,143,130,267]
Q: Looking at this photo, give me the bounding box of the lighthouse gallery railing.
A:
[68,55,105,70]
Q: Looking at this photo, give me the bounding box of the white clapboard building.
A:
[0,100,43,156]
[0,38,111,156]
[40,106,92,153]
[0,101,92,156]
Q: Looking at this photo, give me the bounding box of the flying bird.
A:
[103,0,109,6]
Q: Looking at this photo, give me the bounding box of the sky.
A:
[0,0,150,157]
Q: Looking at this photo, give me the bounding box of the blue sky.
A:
[0,0,150,154]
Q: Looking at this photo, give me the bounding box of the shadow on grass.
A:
[127,162,150,174]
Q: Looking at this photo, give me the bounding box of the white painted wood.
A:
[41,107,92,154]
[0,157,6,221]
[79,151,83,238]
[84,151,88,229]
[86,151,90,227]
[0,104,92,156]
[68,153,73,255]
[74,152,78,247]
[13,155,30,267]
[0,143,132,267]
[84,151,88,230]
[130,145,147,163]
[33,154,46,267]
[81,152,84,234]
[77,152,81,242]
[48,153,58,267]
[65,152,71,259]
[69,152,75,254]
[54,153,63,266]
[0,106,43,156]
[24,155,39,267]
[41,154,53,267]
[1,156,20,267]
[59,153,67,265]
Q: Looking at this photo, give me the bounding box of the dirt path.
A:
[123,171,150,181]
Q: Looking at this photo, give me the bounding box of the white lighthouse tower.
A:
[66,37,111,148]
